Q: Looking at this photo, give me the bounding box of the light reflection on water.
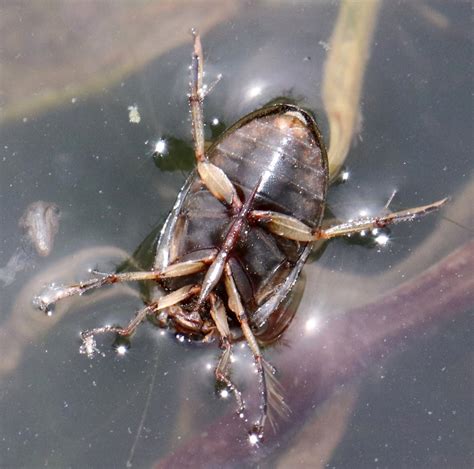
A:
[0,2,472,468]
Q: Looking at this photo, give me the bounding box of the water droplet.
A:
[112,335,131,356]
[248,433,258,445]
[375,233,389,246]
[153,138,167,155]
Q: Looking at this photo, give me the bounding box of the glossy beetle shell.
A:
[155,103,328,330]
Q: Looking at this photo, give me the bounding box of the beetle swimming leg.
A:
[224,263,289,441]
[36,252,215,314]
[316,197,448,240]
[249,197,448,242]
[79,284,201,357]
[188,31,242,209]
[208,293,245,417]
[197,160,242,208]
[189,30,205,164]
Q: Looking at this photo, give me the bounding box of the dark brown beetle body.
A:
[37,32,446,444]
[155,104,328,331]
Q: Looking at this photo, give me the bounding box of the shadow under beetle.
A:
[37,32,447,443]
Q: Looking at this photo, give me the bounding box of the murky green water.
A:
[0,1,472,468]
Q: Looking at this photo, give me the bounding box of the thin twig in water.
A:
[126,353,160,468]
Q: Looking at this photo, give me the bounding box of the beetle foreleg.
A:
[79,284,200,357]
[79,304,154,357]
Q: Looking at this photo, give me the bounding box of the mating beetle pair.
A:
[37,32,446,443]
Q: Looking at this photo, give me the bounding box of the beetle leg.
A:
[250,197,448,242]
[194,177,264,310]
[249,210,315,241]
[37,252,215,314]
[189,29,205,164]
[224,263,289,441]
[197,160,241,208]
[189,32,242,209]
[79,284,200,357]
[208,293,245,418]
[316,197,448,239]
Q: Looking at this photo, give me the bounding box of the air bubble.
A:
[80,335,99,358]
[153,138,167,155]
[249,433,259,445]
[112,335,131,356]
[375,233,390,246]
[33,293,54,315]
[248,430,263,446]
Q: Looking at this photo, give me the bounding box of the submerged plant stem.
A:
[322,0,381,180]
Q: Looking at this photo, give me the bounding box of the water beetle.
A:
[37,32,447,442]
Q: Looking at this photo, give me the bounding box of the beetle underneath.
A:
[37,32,447,443]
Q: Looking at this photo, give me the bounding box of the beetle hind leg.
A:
[260,358,290,431]
[317,197,448,239]
[249,197,448,242]
[224,263,289,441]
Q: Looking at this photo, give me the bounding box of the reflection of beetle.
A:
[37,32,446,443]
